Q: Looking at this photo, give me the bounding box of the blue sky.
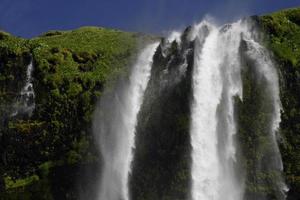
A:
[0,0,299,38]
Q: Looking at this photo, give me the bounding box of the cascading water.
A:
[93,42,158,200]
[190,19,286,200]
[11,60,35,117]
[190,21,243,200]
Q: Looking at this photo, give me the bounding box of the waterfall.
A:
[91,17,287,200]
[93,42,158,200]
[190,19,286,200]
[11,60,35,117]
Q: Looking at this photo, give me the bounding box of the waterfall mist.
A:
[93,42,158,200]
[240,35,288,199]
[11,60,35,117]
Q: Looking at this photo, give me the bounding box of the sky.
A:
[0,0,299,38]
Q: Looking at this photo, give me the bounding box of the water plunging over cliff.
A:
[11,60,35,117]
[92,18,286,200]
[93,42,158,200]
[190,20,287,200]
[190,20,244,200]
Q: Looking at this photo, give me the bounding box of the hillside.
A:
[0,27,150,199]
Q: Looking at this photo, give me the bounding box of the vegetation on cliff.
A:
[259,7,300,198]
[0,27,143,199]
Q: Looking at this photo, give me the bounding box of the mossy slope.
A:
[0,26,145,199]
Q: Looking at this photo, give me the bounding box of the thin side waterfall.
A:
[94,42,158,200]
[190,19,286,200]
[242,36,288,199]
[11,60,35,117]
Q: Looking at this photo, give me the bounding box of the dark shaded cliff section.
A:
[130,28,195,200]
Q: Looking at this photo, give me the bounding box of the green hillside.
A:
[0,26,150,199]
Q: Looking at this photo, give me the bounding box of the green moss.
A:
[5,175,39,189]
[259,7,300,66]
[8,120,45,134]
[0,32,30,55]
[38,162,54,178]
[32,26,138,83]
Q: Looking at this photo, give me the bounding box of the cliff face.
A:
[0,7,299,200]
[259,8,300,199]
[0,27,143,199]
[130,28,195,200]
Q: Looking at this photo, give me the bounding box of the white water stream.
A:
[95,43,158,200]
